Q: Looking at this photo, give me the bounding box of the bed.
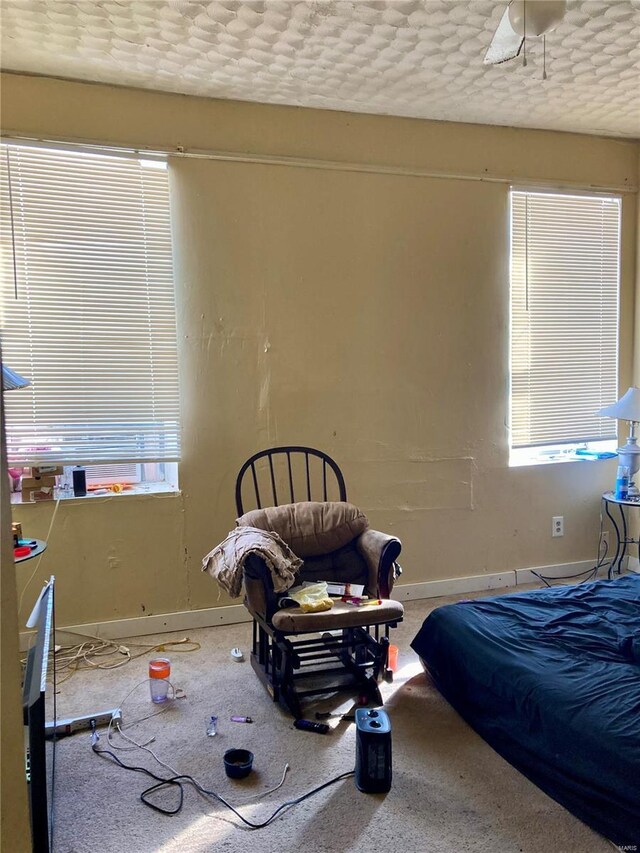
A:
[411,574,640,846]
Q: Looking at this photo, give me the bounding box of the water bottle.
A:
[206,715,218,737]
[615,465,630,500]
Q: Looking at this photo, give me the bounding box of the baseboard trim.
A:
[19,559,618,649]
[20,602,253,651]
[390,571,516,602]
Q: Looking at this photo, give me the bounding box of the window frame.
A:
[508,185,621,467]
[0,140,181,476]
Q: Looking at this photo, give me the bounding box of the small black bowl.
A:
[223,748,254,779]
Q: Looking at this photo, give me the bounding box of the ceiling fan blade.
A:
[484,4,524,65]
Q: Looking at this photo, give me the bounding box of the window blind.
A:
[0,143,180,465]
[510,190,620,449]
[84,464,141,485]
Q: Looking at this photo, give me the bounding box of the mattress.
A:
[411,574,640,846]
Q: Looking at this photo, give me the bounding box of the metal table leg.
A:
[605,498,622,580]
[618,503,629,575]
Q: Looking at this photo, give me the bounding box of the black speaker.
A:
[72,466,86,497]
[354,708,392,793]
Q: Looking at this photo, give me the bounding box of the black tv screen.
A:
[22,576,56,853]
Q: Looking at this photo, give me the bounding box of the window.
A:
[510,189,620,466]
[55,462,179,497]
[0,143,180,488]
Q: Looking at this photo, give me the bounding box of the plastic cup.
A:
[387,644,399,672]
[149,657,171,703]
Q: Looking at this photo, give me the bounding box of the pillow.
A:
[236,501,369,557]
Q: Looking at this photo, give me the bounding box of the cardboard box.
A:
[25,485,55,502]
[21,476,57,493]
[29,465,63,479]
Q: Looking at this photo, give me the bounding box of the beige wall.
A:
[2,73,638,628]
[635,146,640,382]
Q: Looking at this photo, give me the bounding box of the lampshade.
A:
[1,365,30,391]
[597,387,640,422]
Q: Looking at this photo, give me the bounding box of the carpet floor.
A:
[48,590,612,853]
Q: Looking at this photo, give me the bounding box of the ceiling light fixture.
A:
[484,0,567,77]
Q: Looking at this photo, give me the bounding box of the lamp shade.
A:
[598,387,640,422]
[1,365,30,391]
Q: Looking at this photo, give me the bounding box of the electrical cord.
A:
[90,724,353,829]
[18,498,60,619]
[531,565,599,588]
[106,679,290,803]
[58,629,201,653]
[106,678,185,753]
[112,719,290,803]
[26,635,201,685]
[595,500,614,575]
[532,511,613,589]
[231,763,290,804]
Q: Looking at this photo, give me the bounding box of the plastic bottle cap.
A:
[149,657,171,679]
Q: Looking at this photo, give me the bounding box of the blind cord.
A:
[5,147,19,300]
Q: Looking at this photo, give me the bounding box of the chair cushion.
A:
[236,501,368,558]
[272,597,404,633]
[297,542,369,588]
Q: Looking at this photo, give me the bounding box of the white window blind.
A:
[0,143,180,465]
[510,189,620,450]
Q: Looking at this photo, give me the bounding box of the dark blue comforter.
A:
[411,574,640,845]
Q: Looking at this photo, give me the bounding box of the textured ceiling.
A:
[1,0,639,138]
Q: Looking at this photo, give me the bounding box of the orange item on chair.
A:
[387,644,399,672]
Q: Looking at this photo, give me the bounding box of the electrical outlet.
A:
[552,516,564,537]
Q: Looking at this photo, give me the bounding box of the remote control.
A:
[294,719,330,734]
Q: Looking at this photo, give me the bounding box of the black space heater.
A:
[354,708,392,793]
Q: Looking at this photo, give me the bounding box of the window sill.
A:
[510,454,614,468]
[11,483,179,505]
[510,441,618,468]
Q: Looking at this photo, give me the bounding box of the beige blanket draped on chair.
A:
[202,526,302,599]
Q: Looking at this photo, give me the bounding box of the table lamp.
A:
[598,386,640,495]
